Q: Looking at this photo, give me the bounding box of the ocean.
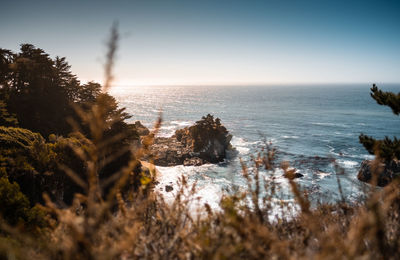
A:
[110,84,400,209]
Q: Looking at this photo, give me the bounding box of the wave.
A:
[326,144,374,162]
[361,154,375,160]
[315,171,331,180]
[231,136,251,154]
[337,159,359,169]
[282,135,299,139]
[311,122,349,128]
[157,125,176,137]
[170,120,193,127]
[155,164,224,212]
[157,120,194,137]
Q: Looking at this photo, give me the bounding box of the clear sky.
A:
[1,0,399,86]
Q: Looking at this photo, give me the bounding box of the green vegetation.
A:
[0,176,46,228]
[0,44,136,140]
[359,84,400,161]
[0,100,18,127]
[0,42,142,208]
[177,114,232,153]
[0,126,87,206]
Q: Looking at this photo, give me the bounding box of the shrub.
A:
[0,176,46,228]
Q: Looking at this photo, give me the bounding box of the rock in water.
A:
[165,185,173,192]
[151,114,233,166]
[358,159,400,187]
[183,157,205,166]
[133,121,150,136]
[175,114,232,163]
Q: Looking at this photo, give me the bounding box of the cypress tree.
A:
[359,84,400,161]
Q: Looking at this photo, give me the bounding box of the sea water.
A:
[110,84,400,209]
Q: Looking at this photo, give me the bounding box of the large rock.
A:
[151,114,233,166]
[150,137,192,166]
[357,159,400,187]
[133,121,150,136]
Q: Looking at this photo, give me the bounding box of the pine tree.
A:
[359,84,400,161]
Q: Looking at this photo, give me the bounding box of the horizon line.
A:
[108,81,400,88]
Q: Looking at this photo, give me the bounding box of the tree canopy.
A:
[359,84,400,161]
[0,44,134,140]
[0,44,141,209]
[370,84,400,115]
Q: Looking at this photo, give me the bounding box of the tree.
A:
[359,84,400,161]
[0,44,72,136]
[0,43,141,205]
[0,49,13,87]
[0,44,136,140]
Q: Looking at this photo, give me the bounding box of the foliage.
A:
[0,44,72,136]
[359,84,400,161]
[370,83,400,115]
[3,140,400,259]
[360,134,400,161]
[176,113,231,152]
[0,125,137,207]
[0,176,46,228]
[0,42,140,205]
[0,100,18,127]
[0,45,137,142]
[0,126,51,178]
[0,127,53,205]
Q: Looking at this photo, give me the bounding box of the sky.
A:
[1,0,400,86]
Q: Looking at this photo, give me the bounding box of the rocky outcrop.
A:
[283,171,304,179]
[150,137,192,166]
[150,114,233,166]
[357,159,400,187]
[133,121,150,136]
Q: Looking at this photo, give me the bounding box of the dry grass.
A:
[1,25,400,260]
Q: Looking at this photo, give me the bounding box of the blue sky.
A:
[1,0,399,86]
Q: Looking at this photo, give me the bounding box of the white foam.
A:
[361,154,375,160]
[156,120,195,137]
[311,122,348,128]
[155,164,224,212]
[236,147,250,154]
[337,159,359,169]
[231,136,251,154]
[154,164,301,220]
[231,136,247,146]
[282,135,299,139]
[170,120,193,127]
[157,125,177,137]
[316,171,331,179]
[188,183,223,213]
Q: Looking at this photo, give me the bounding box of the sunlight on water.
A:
[110,84,400,209]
